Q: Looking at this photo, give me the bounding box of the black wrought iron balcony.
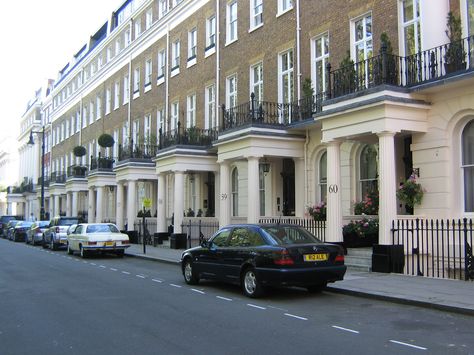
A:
[50,171,66,184]
[67,165,88,178]
[90,154,114,171]
[37,177,50,187]
[118,143,158,161]
[158,123,217,150]
[221,93,300,132]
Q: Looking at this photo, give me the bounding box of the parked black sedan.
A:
[11,221,34,242]
[181,224,346,298]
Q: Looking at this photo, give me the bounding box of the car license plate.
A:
[105,242,115,247]
[304,253,328,262]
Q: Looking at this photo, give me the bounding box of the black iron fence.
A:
[392,218,474,281]
[159,124,217,149]
[181,219,220,248]
[90,154,114,171]
[118,143,159,161]
[67,165,87,178]
[259,217,326,242]
[133,219,158,244]
[50,171,66,184]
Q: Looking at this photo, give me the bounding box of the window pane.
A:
[463,121,474,165]
[403,0,414,22]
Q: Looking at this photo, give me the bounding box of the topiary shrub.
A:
[98,133,115,148]
[73,146,87,157]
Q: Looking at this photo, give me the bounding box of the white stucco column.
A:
[294,157,305,218]
[378,131,397,245]
[54,195,60,217]
[126,180,136,231]
[173,171,184,233]
[247,156,260,224]
[116,182,124,230]
[96,186,104,223]
[214,170,220,220]
[326,140,343,243]
[66,193,71,217]
[72,191,78,217]
[219,161,231,228]
[88,188,95,223]
[157,173,167,233]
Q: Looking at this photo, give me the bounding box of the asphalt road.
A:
[1,238,473,355]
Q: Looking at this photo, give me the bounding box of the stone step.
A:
[345,248,372,272]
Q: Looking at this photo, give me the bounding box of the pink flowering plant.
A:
[307,201,327,221]
[343,217,379,238]
[353,190,379,215]
[397,174,424,208]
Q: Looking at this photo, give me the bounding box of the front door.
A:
[281,158,295,216]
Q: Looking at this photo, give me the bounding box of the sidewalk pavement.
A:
[126,244,474,316]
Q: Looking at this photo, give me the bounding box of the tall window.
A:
[145,59,152,86]
[114,81,120,109]
[279,49,294,104]
[318,151,327,202]
[232,167,239,216]
[354,14,373,62]
[312,33,329,94]
[134,67,140,93]
[188,28,197,60]
[172,40,180,69]
[186,94,196,127]
[105,87,111,114]
[462,120,474,212]
[89,101,95,125]
[76,111,80,133]
[96,95,102,120]
[113,130,119,159]
[124,29,131,47]
[123,75,130,104]
[205,84,216,129]
[135,20,142,39]
[206,16,216,49]
[278,0,293,14]
[401,0,421,56]
[146,8,153,30]
[144,114,151,145]
[132,120,140,146]
[171,101,179,130]
[157,108,165,138]
[158,49,166,80]
[107,46,113,62]
[227,1,238,43]
[251,62,263,103]
[122,122,129,147]
[226,75,237,108]
[359,144,378,199]
[251,0,263,29]
[159,0,168,18]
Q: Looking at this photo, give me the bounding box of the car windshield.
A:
[86,224,119,233]
[262,226,323,245]
[38,221,49,227]
[18,221,33,227]
[58,218,80,226]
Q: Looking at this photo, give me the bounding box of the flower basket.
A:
[343,218,379,248]
[307,201,326,221]
[397,174,424,209]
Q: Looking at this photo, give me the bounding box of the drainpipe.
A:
[127,53,132,142]
[296,0,302,102]
[165,24,170,129]
[216,0,220,128]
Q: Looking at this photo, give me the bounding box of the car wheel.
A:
[42,237,47,249]
[80,246,88,258]
[242,267,264,298]
[183,258,199,285]
[67,243,74,255]
[50,238,57,251]
[116,250,125,258]
[306,282,327,293]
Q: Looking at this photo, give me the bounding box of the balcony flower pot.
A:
[444,12,466,74]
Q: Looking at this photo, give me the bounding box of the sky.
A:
[0,0,125,143]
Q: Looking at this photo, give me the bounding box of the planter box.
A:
[343,232,378,248]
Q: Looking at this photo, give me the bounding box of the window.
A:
[96,94,102,120]
[132,119,140,145]
[232,167,239,216]
[186,94,196,127]
[113,130,119,159]
[144,114,151,145]
[172,40,180,71]
[206,16,216,50]
[124,29,131,47]
[145,59,152,87]
[462,120,474,212]
[354,14,373,62]
[157,108,165,137]
[106,87,111,114]
[82,105,88,128]
[115,38,121,54]
[359,145,378,199]
[158,0,168,18]
[318,151,327,202]
[251,0,263,29]
[171,101,179,130]
[278,0,293,14]
[227,1,238,43]
[134,67,140,93]
[123,74,130,104]
[76,111,80,133]
[211,228,231,247]
[146,9,153,30]
[188,28,197,60]
[226,75,237,109]
[114,81,120,109]
[122,122,129,147]
[89,101,95,125]
[205,84,216,129]
[401,0,421,56]
[107,46,113,62]
[250,62,263,103]
[228,227,264,247]
[157,49,166,82]
[279,49,294,104]
[135,20,142,39]
[312,33,329,94]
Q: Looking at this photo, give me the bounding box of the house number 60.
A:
[329,185,339,193]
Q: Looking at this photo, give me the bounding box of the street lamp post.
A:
[28,127,46,221]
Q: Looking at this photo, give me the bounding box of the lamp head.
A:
[27,131,35,145]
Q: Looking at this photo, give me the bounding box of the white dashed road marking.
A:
[390,340,427,351]
[110,268,118,271]
[191,289,205,294]
[136,275,146,279]
[99,265,106,268]
[247,304,266,310]
[170,284,182,288]
[90,263,97,266]
[122,271,131,275]
[284,313,308,321]
[332,325,359,334]
[216,296,233,301]
[152,279,163,283]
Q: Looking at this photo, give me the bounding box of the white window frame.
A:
[226,1,238,45]
[311,32,329,94]
[278,49,294,104]
[114,81,120,110]
[124,29,131,47]
[206,15,216,56]
[250,62,263,103]
[205,84,216,129]
[96,94,102,120]
[352,13,373,62]
[133,67,140,98]
[158,0,168,18]
[171,101,179,131]
[250,0,263,31]
[145,59,152,90]
[76,111,80,133]
[157,49,166,84]
[188,28,197,67]
[277,0,293,16]
[400,0,422,56]
[186,94,196,127]
[146,8,153,30]
[132,119,140,146]
[123,74,130,104]
[105,87,111,115]
[157,108,165,138]
[226,74,237,109]
[144,114,151,146]
[89,101,95,125]
[171,40,180,76]
[135,20,142,39]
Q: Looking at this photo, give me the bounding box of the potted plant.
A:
[73,145,86,157]
[98,133,115,148]
[397,173,424,213]
[353,190,379,215]
[334,51,356,97]
[343,217,379,247]
[307,201,326,221]
[444,11,466,74]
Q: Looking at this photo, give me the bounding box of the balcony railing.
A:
[159,123,217,149]
[67,165,88,178]
[50,171,66,184]
[90,154,114,171]
[37,177,50,187]
[118,143,159,161]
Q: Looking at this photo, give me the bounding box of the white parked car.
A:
[67,223,130,258]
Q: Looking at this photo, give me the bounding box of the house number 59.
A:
[221,193,228,200]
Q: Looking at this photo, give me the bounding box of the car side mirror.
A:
[201,240,214,249]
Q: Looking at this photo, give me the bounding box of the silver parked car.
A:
[26,221,50,245]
